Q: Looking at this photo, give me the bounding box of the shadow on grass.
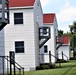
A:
[56,60,76,69]
[55,60,76,75]
[61,67,73,75]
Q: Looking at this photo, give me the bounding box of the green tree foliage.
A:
[58,30,63,36]
[69,21,76,50]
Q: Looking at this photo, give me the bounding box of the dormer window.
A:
[14,13,23,24]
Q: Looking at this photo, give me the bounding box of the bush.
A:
[70,57,76,60]
[36,64,56,70]
[42,65,50,69]
[56,59,67,63]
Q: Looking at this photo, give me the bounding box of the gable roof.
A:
[43,13,55,23]
[9,0,35,7]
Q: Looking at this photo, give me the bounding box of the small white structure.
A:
[4,0,43,71]
[40,13,58,64]
[58,36,70,61]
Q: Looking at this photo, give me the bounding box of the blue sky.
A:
[40,0,76,33]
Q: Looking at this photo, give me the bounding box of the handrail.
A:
[58,52,68,61]
[63,53,68,60]
[40,54,59,59]
[40,53,61,67]
[7,56,24,75]
[4,56,21,70]
[0,56,24,75]
[7,56,24,69]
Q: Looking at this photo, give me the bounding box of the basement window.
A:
[15,41,24,53]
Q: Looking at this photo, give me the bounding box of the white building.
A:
[58,36,70,61]
[4,0,43,71]
[40,13,58,64]
[0,0,60,73]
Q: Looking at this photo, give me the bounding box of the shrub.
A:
[56,59,67,63]
[36,64,56,70]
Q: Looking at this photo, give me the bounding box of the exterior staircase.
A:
[39,26,51,48]
[0,55,24,75]
[56,36,64,50]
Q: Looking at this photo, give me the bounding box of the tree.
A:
[58,30,63,36]
[69,21,76,58]
[69,21,76,34]
[69,25,74,35]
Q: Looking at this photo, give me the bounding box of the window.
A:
[14,13,23,24]
[44,45,48,53]
[15,41,24,53]
[43,28,47,35]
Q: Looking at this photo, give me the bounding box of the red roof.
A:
[43,14,55,23]
[63,36,70,44]
[9,0,35,7]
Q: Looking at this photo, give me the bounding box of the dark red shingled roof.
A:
[9,0,35,7]
[43,14,55,23]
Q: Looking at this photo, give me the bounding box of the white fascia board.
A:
[9,6,34,10]
[44,23,54,25]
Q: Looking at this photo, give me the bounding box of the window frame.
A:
[14,13,23,25]
[43,28,48,35]
[44,45,48,53]
[15,41,25,53]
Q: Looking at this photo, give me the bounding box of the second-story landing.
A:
[39,26,51,48]
[56,36,64,50]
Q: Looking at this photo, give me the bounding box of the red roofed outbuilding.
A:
[58,36,70,60]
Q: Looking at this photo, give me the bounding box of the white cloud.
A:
[40,0,51,7]
[57,2,76,23]
[56,1,76,32]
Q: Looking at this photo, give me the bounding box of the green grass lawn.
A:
[25,60,76,75]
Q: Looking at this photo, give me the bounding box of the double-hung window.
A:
[15,41,24,53]
[14,13,23,24]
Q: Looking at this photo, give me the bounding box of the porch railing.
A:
[40,51,61,67]
[0,56,24,75]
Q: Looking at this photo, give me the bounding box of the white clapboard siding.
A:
[0,29,6,73]
[58,45,70,60]
[34,0,43,67]
[41,16,58,63]
[4,0,43,71]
